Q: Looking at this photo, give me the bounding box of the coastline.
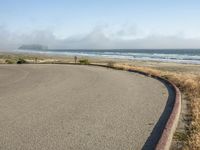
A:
[4,49,200,65]
[1,51,200,74]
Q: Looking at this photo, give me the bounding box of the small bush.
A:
[79,59,90,65]
[107,61,115,68]
[17,58,26,64]
[5,59,16,64]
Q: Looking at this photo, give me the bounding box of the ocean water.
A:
[16,49,200,64]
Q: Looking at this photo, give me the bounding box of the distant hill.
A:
[18,44,48,50]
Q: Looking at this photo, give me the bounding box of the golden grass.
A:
[112,63,200,149]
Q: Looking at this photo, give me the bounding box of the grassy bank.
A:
[111,63,200,149]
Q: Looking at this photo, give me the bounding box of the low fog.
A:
[1,25,200,50]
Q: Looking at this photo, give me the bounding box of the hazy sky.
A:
[1,0,200,49]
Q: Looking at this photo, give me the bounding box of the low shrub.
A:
[17,58,27,64]
[107,61,115,68]
[79,59,90,65]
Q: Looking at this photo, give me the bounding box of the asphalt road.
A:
[0,64,169,150]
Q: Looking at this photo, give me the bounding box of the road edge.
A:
[89,64,181,150]
[38,62,182,149]
[155,79,181,150]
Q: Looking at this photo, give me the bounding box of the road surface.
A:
[0,64,169,150]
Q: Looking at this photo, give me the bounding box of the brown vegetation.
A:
[79,59,90,65]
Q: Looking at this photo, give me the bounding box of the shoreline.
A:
[1,51,200,75]
[1,50,200,65]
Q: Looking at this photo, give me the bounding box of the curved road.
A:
[0,64,169,150]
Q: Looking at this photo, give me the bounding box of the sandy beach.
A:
[1,52,200,74]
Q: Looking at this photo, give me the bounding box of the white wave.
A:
[14,49,200,64]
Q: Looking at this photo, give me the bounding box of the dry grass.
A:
[112,63,200,149]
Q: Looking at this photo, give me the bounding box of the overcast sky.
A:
[1,0,200,49]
